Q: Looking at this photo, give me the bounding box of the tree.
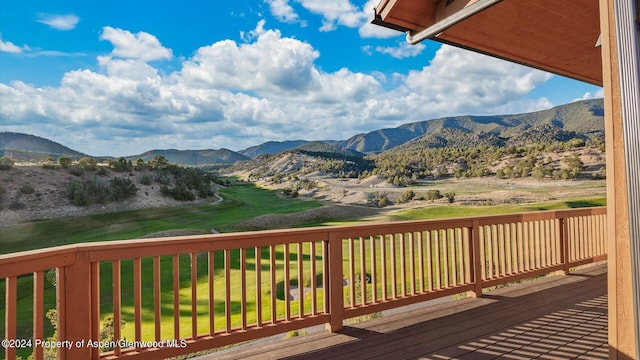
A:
[444,191,456,203]
[58,156,72,169]
[108,157,132,172]
[134,158,147,171]
[148,155,169,170]
[424,189,443,201]
[78,157,98,171]
[396,189,415,204]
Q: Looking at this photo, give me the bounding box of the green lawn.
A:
[389,196,606,221]
[0,183,323,254]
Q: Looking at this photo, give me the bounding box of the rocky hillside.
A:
[336,99,604,153]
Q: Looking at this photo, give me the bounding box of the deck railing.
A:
[1,207,607,359]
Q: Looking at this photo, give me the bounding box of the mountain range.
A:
[1,98,604,165]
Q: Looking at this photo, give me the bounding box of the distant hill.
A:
[240,140,310,158]
[125,149,249,166]
[294,141,365,158]
[0,132,87,161]
[2,99,604,165]
[338,99,604,153]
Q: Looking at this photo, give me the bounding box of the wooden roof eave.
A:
[372,0,604,86]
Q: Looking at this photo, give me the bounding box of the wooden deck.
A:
[205,264,607,360]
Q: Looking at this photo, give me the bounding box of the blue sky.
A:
[1,0,603,157]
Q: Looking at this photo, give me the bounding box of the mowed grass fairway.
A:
[0,186,606,358]
[0,183,323,254]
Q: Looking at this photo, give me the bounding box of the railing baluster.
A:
[284,244,291,321]
[545,219,553,267]
[400,233,406,295]
[348,237,355,307]
[491,225,499,277]
[298,242,304,317]
[380,234,387,299]
[359,237,366,305]
[134,257,142,347]
[528,222,535,270]
[426,230,433,291]
[474,223,490,284]
[462,227,470,285]
[433,230,441,289]
[5,276,17,360]
[457,228,464,285]
[498,225,506,277]
[485,226,493,279]
[256,246,262,326]
[241,248,247,329]
[370,236,377,302]
[270,245,277,324]
[536,221,543,268]
[322,240,329,314]
[442,230,450,287]
[113,259,122,356]
[208,251,215,335]
[418,231,425,292]
[91,262,100,359]
[504,224,512,275]
[191,253,198,338]
[154,256,161,341]
[409,232,416,294]
[33,271,44,360]
[225,250,231,332]
[310,242,317,314]
[390,234,398,297]
[172,255,180,340]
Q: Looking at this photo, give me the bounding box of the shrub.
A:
[68,181,88,206]
[108,157,132,172]
[160,184,195,201]
[109,177,137,201]
[20,184,35,194]
[78,157,98,171]
[424,189,443,201]
[396,189,415,204]
[139,175,153,185]
[68,164,85,176]
[0,156,15,170]
[444,191,456,203]
[58,156,72,169]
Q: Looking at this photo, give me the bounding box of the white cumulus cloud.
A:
[375,42,426,58]
[0,25,555,156]
[0,34,29,53]
[264,0,299,23]
[100,27,172,62]
[37,13,80,30]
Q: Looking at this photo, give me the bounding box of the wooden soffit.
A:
[373,0,603,86]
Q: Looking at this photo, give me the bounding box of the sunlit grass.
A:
[389,196,606,221]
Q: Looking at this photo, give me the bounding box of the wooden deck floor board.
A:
[199,264,607,360]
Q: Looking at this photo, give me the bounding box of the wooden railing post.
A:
[59,249,93,359]
[326,231,344,332]
[469,221,483,298]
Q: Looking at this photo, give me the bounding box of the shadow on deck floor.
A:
[202,264,607,360]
